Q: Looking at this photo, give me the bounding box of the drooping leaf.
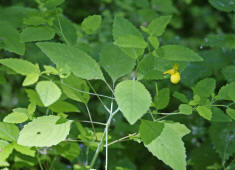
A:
[156,45,203,62]
[3,108,28,124]
[60,74,90,104]
[153,88,170,110]
[209,121,235,162]
[147,15,172,36]
[99,44,135,81]
[36,81,62,107]
[0,122,19,142]
[114,80,152,125]
[145,123,187,170]
[0,58,39,76]
[139,120,164,145]
[20,26,55,42]
[17,115,72,147]
[209,0,235,12]
[82,15,102,34]
[194,78,216,98]
[0,21,25,55]
[36,42,104,80]
[54,15,77,45]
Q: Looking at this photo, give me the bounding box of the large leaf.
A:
[209,121,235,162]
[0,21,25,55]
[82,15,102,34]
[99,44,135,81]
[36,81,62,107]
[17,115,72,147]
[0,122,19,142]
[36,42,104,80]
[145,123,187,170]
[0,58,39,75]
[20,26,55,42]
[209,0,235,12]
[114,80,152,125]
[194,78,216,98]
[156,45,203,62]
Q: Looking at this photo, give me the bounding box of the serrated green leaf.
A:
[22,73,39,86]
[165,122,191,137]
[194,78,216,98]
[216,83,235,101]
[17,115,72,147]
[20,26,55,42]
[82,15,102,34]
[157,45,203,62]
[0,58,38,76]
[179,104,192,115]
[0,122,19,142]
[3,108,28,124]
[49,100,80,113]
[139,120,164,145]
[226,108,235,120]
[205,34,235,49]
[36,42,104,80]
[153,88,170,110]
[196,106,212,120]
[36,81,62,107]
[0,21,25,55]
[54,15,77,45]
[60,74,90,104]
[99,44,135,81]
[114,34,147,48]
[114,80,152,125]
[147,15,172,36]
[145,123,186,170]
[209,0,235,12]
[209,121,235,162]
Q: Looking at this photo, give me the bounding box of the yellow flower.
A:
[163,64,180,84]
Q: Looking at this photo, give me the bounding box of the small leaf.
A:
[147,15,172,36]
[17,115,72,147]
[3,108,28,124]
[153,88,170,110]
[157,45,203,62]
[0,122,19,142]
[194,78,216,98]
[216,83,235,101]
[139,120,164,145]
[36,81,61,107]
[114,34,147,48]
[226,108,235,120]
[179,104,192,115]
[13,143,35,157]
[222,65,235,82]
[0,143,14,162]
[49,100,80,113]
[211,107,232,122]
[22,73,39,86]
[82,15,102,34]
[114,80,152,125]
[173,91,188,103]
[196,106,212,120]
[0,58,38,75]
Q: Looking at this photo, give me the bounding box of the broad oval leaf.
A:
[114,80,152,125]
[36,81,62,107]
[17,115,72,147]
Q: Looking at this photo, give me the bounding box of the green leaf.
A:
[173,91,188,103]
[25,89,43,107]
[226,108,235,120]
[0,58,39,75]
[139,120,164,145]
[222,65,235,82]
[23,73,39,86]
[179,104,192,115]
[148,36,159,49]
[114,34,147,48]
[205,34,235,49]
[36,42,104,80]
[165,122,191,137]
[145,123,187,170]
[13,143,35,157]
[114,80,152,125]
[151,0,178,14]
[147,15,172,36]
[211,107,232,122]
[54,15,77,45]
[36,81,62,107]
[156,45,203,61]
[17,115,72,147]
[153,88,170,110]
[49,100,80,113]
[194,78,216,98]
[60,74,90,104]
[3,108,28,124]
[45,0,65,9]
[209,0,235,12]
[216,83,235,101]
[0,21,25,55]
[196,106,212,120]
[0,122,19,142]
[209,121,235,162]
[82,15,102,34]
[20,26,55,42]
[99,44,135,81]
[0,143,14,162]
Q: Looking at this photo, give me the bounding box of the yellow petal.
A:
[170,72,180,84]
[163,68,175,75]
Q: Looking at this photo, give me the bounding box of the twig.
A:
[77,120,106,126]
[105,133,137,147]
[85,104,97,140]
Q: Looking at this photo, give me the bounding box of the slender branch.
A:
[76,120,106,126]
[105,133,137,147]
[85,104,97,140]
[36,151,44,170]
